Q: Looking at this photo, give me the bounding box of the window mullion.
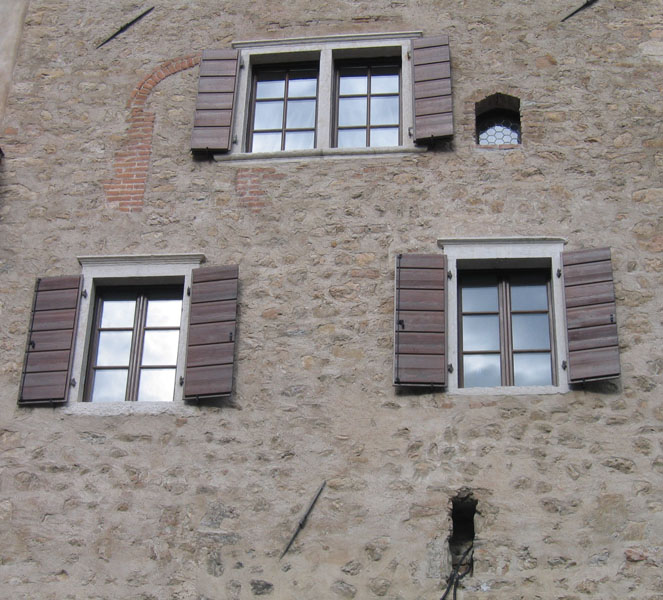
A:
[126,294,147,402]
[499,278,512,386]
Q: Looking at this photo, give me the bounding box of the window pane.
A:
[370,96,399,125]
[96,331,133,366]
[285,131,315,150]
[252,132,282,152]
[371,73,399,94]
[514,353,552,386]
[137,369,176,402]
[339,73,367,95]
[289,77,317,98]
[462,315,500,351]
[254,100,284,130]
[286,99,316,128]
[338,97,367,126]
[511,284,548,311]
[337,128,366,148]
[146,299,182,327]
[100,300,135,328]
[512,314,550,350]
[370,127,399,147]
[461,285,498,312]
[256,78,285,99]
[463,355,501,388]
[142,331,180,366]
[91,369,128,402]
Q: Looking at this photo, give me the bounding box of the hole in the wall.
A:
[449,491,477,573]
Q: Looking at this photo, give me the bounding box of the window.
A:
[394,239,621,393]
[458,270,554,388]
[249,65,318,152]
[335,61,400,148]
[191,33,454,156]
[18,255,240,409]
[85,286,183,402]
[475,93,521,146]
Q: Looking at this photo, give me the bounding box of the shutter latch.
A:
[556,268,562,278]
[562,360,567,370]
[81,289,88,298]
[398,319,405,329]
[448,363,454,373]
[70,378,76,387]
[610,313,614,324]
[179,376,184,386]
[448,270,453,279]
[229,331,233,341]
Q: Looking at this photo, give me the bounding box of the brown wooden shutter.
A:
[184,265,238,400]
[19,276,82,406]
[412,35,453,144]
[394,254,447,386]
[190,49,239,154]
[563,248,620,383]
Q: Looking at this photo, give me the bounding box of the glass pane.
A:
[371,73,399,94]
[514,353,552,386]
[339,73,367,95]
[461,285,498,312]
[285,131,315,150]
[512,314,550,350]
[96,331,133,366]
[462,315,500,351]
[91,369,128,402]
[142,330,180,366]
[146,299,182,327]
[286,99,316,128]
[252,132,282,152]
[253,100,284,130]
[337,129,366,148]
[289,77,317,98]
[137,369,176,402]
[511,284,548,311]
[370,96,399,125]
[256,78,285,99]
[463,354,501,388]
[370,127,399,147]
[100,300,135,328]
[338,97,367,126]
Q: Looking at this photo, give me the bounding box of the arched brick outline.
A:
[104,54,201,212]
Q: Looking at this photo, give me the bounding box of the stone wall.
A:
[1,1,662,598]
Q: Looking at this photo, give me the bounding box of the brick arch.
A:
[104,54,201,212]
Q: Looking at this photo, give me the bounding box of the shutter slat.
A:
[395,254,446,386]
[191,49,239,154]
[412,35,453,144]
[184,265,238,400]
[19,275,81,406]
[563,248,620,383]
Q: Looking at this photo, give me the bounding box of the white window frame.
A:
[65,254,206,414]
[439,237,569,395]
[220,32,424,161]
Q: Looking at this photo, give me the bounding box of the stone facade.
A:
[1,1,662,599]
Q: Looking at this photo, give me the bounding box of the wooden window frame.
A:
[247,63,319,152]
[84,285,184,403]
[458,269,557,388]
[333,58,402,149]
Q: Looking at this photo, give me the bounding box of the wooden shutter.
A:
[190,49,239,154]
[19,276,82,405]
[394,254,447,386]
[412,35,453,144]
[563,248,620,383]
[184,265,238,400]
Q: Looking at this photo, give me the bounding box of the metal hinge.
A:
[562,360,567,370]
[179,376,184,386]
[447,270,453,279]
[448,363,454,373]
[556,268,562,278]
[70,378,77,387]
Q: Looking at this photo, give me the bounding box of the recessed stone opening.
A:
[449,492,477,572]
[475,93,521,145]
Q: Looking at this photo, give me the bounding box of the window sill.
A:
[476,143,521,151]
[213,145,425,163]
[62,401,208,417]
[449,384,568,396]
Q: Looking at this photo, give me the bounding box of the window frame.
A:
[68,254,206,410]
[439,237,569,395]
[229,33,419,158]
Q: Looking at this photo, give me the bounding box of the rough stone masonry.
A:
[1,1,662,599]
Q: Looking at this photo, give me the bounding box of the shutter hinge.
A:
[81,289,88,298]
[232,134,238,144]
[398,319,405,329]
[447,270,453,279]
[239,57,245,68]
[229,331,233,341]
[406,49,411,60]
[562,360,567,370]
[408,126,413,138]
[187,287,191,296]
[610,313,615,324]
[29,340,36,349]
[70,378,76,387]
[448,363,454,373]
[179,376,184,386]
[556,268,562,278]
